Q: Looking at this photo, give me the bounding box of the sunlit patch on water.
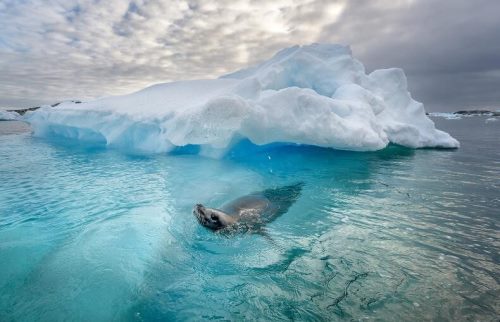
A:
[0,117,498,321]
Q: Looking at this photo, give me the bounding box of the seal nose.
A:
[195,204,205,215]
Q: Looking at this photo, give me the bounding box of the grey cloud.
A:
[0,0,499,111]
[319,0,500,110]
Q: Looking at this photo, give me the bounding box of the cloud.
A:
[317,0,500,110]
[0,0,499,111]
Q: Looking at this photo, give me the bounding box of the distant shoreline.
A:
[427,110,500,117]
[2,100,82,116]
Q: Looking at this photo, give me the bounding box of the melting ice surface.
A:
[0,117,498,321]
[26,44,458,155]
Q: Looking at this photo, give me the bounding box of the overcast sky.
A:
[1,0,499,111]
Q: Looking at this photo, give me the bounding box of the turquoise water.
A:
[0,117,498,321]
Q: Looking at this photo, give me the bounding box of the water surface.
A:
[0,117,498,321]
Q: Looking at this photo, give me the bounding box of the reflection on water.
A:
[0,117,498,321]
[0,120,31,135]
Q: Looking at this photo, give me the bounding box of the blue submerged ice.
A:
[25,44,458,155]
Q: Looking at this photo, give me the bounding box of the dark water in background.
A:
[0,117,498,321]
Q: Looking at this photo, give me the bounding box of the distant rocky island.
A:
[427,109,500,118]
[453,110,500,117]
[5,100,82,115]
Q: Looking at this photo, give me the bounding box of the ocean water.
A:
[0,117,498,321]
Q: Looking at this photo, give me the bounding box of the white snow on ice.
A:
[0,110,20,121]
[25,44,459,154]
[428,112,463,120]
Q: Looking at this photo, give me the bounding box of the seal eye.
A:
[211,214,218,221]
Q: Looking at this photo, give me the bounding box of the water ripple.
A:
[0,119,499,321]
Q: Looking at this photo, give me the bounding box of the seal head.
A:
[193,204,237,230]
[193,183,304,233]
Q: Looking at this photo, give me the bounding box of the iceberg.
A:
[0,110,20,121]
[428,112,463,120]
[25,44,459,154]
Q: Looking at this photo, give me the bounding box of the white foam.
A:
[25,43,459,154]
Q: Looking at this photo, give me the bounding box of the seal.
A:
[193,183,303,233]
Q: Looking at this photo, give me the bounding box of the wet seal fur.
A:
[193,183,303,234]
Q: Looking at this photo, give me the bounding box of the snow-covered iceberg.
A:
[428,112,463,120]
[0,110,20,121]
[26,44,459,154]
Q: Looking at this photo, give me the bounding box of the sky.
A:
[0,0,499,112]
